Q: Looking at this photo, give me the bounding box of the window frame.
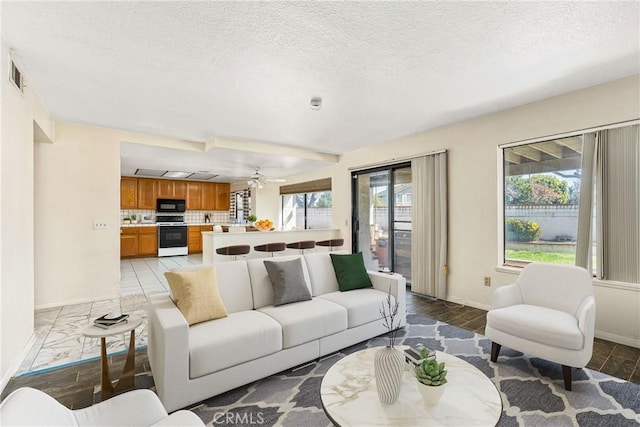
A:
[497,119,640,277]
[281,191,333,230]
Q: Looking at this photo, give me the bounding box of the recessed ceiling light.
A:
[135,168,166,177]
[163,171,192,178]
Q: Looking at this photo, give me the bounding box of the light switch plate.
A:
[93,221,108,230]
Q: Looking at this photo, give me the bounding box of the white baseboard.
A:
[0,333,37,395]
[35,293,120,310]
[595,330,640,349]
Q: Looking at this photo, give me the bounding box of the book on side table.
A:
[94,313,129,329]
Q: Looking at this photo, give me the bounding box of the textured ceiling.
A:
[2,1,639,180]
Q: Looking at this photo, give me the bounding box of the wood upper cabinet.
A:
[157,180,187,199]
[137,179,158,209]
[137,227,158,256]
[215,183,230,210]
[186,182,202,210]
[201,183,216,210]
[121,178,138,209]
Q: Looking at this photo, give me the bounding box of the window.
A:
[501,123,639,284]
[503,136,582,266]
[280,177,333,230]
[281,191,332,230]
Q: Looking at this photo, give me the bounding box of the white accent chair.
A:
[485,263,595,390]
[0,387,204,426]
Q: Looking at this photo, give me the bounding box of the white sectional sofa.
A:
[148,252,406,412]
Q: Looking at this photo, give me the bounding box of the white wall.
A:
[278,75,640,347]
[0,39,54,388]
[34,123,121,307]
[33,124,218,309]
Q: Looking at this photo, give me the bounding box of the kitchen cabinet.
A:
[186,182,202,210]
[120,178,138,209]
[137,179,158,209]
[121,227,158,258]
[138,227,158,256]
[201,183,216,210]
[215,183,230,210]
[120,227,139,258]
[188,225,213,254]
[157,180,187,199]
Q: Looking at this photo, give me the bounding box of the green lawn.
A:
[505,250,576,265]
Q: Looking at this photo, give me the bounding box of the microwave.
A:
[156,198,186,213]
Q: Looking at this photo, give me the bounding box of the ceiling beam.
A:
[504,151,522,164]
[554,136,583,154]
[206,137,340,163]
[510,146,542,162]
[531,141,564,159]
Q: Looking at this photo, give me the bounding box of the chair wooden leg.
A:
[490,342,501,362]
[562,365,572,391]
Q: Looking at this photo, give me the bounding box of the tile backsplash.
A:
[120,210,231,224]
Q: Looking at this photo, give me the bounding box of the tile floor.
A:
[14,254,640,386]
[15,254,204,376]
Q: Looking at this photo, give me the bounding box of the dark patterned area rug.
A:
[115,314,640,426]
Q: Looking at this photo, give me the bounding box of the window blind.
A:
[279,178,332,195]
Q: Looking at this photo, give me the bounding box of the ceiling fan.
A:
[246,167,285,189]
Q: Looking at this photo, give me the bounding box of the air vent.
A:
[10,59,24,93]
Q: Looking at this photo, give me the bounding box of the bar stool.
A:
[286,240,316,254]
[316,239,344,251]
[216,245,250,261]
[253,242,286,258]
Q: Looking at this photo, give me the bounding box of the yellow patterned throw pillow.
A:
[164,267,228,325]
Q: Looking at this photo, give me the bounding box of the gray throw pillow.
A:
[264,258,312,306]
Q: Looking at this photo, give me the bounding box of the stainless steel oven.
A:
[157,216,188,257]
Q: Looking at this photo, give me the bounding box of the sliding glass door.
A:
[352,163,412,284]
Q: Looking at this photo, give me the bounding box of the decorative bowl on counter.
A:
[254,219,275,231]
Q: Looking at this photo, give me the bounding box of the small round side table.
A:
[82,315,142,400]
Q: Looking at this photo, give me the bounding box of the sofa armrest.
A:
[490,283,523,310]
[147,295,191,412]
[576,295,596,337]
[368,271,407,327]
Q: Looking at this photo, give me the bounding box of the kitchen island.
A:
[202,229,342,263]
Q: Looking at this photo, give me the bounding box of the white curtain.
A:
[596,125,639,283]
[576,125,639,283]
[411,152,448,298]
[575,133,597,270]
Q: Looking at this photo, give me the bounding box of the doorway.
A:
[351,164,412,284]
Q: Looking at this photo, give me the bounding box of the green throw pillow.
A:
[330,252,373,291]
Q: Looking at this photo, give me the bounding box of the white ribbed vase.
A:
[374,346,405,404]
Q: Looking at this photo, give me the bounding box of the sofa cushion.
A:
[264,258,312,306]
[318,288,391,328]
[330,252,373,291]
[164,268,228,326]
[487,304,584,350]
[304,252,341,296]
[248,255,312,309]
[258,299,347,348]
[168,261,253,313]
[188,310,282,378]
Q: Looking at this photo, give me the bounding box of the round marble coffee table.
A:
[320,346,502,426]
